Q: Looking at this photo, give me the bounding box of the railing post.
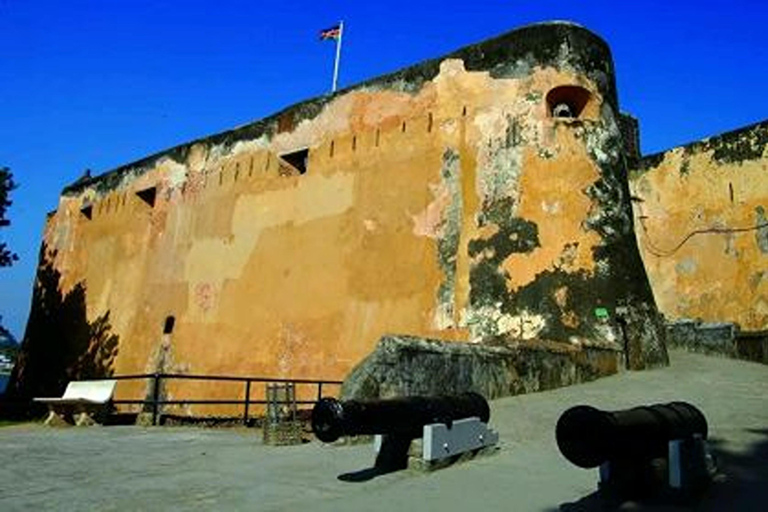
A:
[243,379,251,426]
[317,382,323,401]
[152,373,161,426]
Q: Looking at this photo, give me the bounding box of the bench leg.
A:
[43,410,72,427]
[74,412,98,427]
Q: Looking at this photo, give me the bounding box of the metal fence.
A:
[109,373,343,426]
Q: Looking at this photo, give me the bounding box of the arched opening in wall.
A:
[729,182,734,203]
[546,85,591,119]
[163,316,175,335]
[427,112,434,132]
[136,186,157,207]
[352,135,357,151]
[280,148,309,175]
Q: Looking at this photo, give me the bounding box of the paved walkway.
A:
[1,350,767,511]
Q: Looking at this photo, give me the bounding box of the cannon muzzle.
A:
[556,401,708,468]
[311,392,490,443]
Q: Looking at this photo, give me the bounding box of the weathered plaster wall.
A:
[17,22,667,413]
[341,335,622,401]
[630,121,768,330]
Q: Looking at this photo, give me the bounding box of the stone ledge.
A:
[342,334,622,400]
[666,320,768,364]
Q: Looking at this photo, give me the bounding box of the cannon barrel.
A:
[556,401,708,468]
[311,392,490,443]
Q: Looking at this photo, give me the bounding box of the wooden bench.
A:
[34,379,117,426]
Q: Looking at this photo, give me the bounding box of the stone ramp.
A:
[1,350,766,511]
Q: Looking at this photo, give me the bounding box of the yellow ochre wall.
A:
[630,122,768,330]
[20,22,670,412]
[46,63,598,381]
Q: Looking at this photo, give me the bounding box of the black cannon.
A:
[312,392,494,473]
[312,391,490,443]
[556,401,707,468]
[556,401,713,500]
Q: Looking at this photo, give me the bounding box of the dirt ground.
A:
[1,349,766,511]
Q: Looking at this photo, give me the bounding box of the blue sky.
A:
[1,0,766,339]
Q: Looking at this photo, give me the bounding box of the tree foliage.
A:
[0,167,18,267]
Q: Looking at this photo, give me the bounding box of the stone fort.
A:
[9,22,767,414]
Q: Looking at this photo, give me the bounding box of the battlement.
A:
[62,21,616,199]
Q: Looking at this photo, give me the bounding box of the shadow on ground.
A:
[550,428,768,511]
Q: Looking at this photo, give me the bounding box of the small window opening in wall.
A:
[280,148,309,175]
[427,113,434,133]
[375,129,380,147]
[547,85,591,119]
[249,157,254,176]
[329,140,335,158]
[401,121,407,133]
[136,186,157,207]
[462,106,467,117]
[729,182,734,203]
[80,203,93,220]
[163,315,175,334]
[234,163,240,181]
[352,135,357,151]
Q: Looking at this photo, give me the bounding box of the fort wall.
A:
[12,22,668,413]
[630,121,768,330]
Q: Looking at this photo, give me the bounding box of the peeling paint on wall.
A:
[15,21,673,410]
[756,206,768,254]
[434,149,463,329]
[631,121,768,330]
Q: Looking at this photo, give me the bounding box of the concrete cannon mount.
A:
[2,350,767,511]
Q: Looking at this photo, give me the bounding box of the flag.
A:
[319,24,341,41]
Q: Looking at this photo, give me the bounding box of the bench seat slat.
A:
[34,379,117,405]
[33,397,108,405]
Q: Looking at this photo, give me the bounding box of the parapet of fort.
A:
[8,22,767,415]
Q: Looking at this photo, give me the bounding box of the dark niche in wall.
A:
[80,203,93,220]
[547,85,591,119]
[163,316,175,335]
[280,148,309,175]
[136,186,157,207]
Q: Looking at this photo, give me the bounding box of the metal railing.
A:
[110,373,343,426]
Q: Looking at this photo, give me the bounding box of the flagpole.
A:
[332,21,344,93]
